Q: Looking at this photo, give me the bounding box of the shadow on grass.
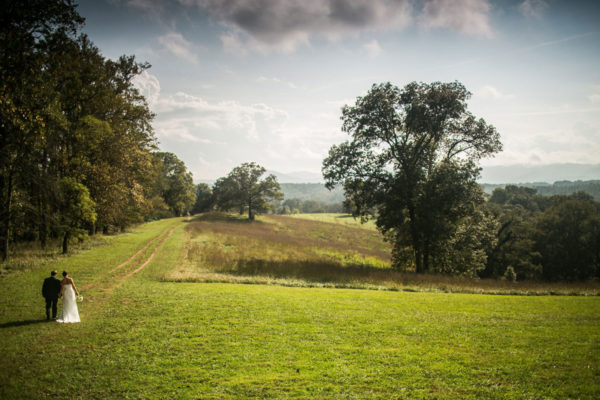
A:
[219,258,392,284]
[208,258,600,295]
[192,212,264,224]
[0,319,51,329]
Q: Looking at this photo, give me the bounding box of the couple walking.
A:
[42,270,80,323]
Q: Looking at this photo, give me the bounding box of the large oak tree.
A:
[323,81,502,274]
[213,163,283,221]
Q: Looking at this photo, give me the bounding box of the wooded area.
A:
[0,1,196,258]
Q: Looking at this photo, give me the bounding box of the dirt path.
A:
[81,226,175,294]
[119,227,174,281]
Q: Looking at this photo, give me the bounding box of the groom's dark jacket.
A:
[42,276,61,299]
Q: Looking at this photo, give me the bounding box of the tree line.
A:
[1,1,196,258]
[484,186,600,281]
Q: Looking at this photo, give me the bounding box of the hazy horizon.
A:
[191,163,600,185]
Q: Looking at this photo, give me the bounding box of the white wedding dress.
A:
[56,284,80,323]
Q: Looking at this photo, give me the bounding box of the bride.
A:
[56,270,80,323]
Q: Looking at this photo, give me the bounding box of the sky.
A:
[75,0,600,182]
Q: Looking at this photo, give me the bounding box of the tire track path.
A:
[81,226,175,294]
[119,227,174,281]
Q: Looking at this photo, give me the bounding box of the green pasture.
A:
[1,214,599,399]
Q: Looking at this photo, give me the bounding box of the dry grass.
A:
[165,212,600,296]
[288,213,379,230]
[0,235,109,276]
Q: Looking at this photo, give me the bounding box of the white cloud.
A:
[419,0,493,37]
[153,91,289,142]
[157,32,199,63]
[155,118,211,143]
[518,0,548,19]
[146,89,344,178]
[588,85,600,103]
[256,76,299,89]
[126,0,163,12]
[220,31,249,55]
[476,85,514,100]
[132,70,161,106]
[363,39,382,57]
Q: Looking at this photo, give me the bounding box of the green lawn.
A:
[1,215,599,399]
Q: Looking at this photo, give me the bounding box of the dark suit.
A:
[42,276,61,319]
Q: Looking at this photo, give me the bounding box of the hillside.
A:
[279,183,345,203]
[481,180,600,200]
[280,180,600,203]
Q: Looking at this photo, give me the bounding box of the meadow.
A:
[169,213,600,296]
[288,213,379,230]
[1,214,599,399]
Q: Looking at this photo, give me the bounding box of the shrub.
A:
[504,266,517,282]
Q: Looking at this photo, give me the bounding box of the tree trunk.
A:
[248,197,254,221]
[39,208,48,249]
[62,230,70,254]
[423,239,430,273]
[38,191,48,249]
[414,248,423,274]
[408,204,424,273]
[0,170,13,261]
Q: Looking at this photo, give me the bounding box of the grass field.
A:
[168,213,600,296]
[1,214,599,399]
[288,213,378,230]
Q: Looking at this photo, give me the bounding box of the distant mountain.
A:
[271,164,600,185]
[196,164,600,203]
[279,183,344,203]
[480,164,600,184]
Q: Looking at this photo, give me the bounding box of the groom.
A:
[42,270,61,320]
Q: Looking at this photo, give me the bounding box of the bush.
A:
[504,266,517,282]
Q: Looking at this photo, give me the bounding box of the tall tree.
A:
[153,152,196,217]
[323,81,502,273]
[192,183,213,214]
[213,162,283,220]
[45,35,157,231]
[56,177,96,254]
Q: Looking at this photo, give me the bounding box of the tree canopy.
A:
[486,187,599,281]
[152,152,196,217]
[323,81,502,274]
[213,163,283,220]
